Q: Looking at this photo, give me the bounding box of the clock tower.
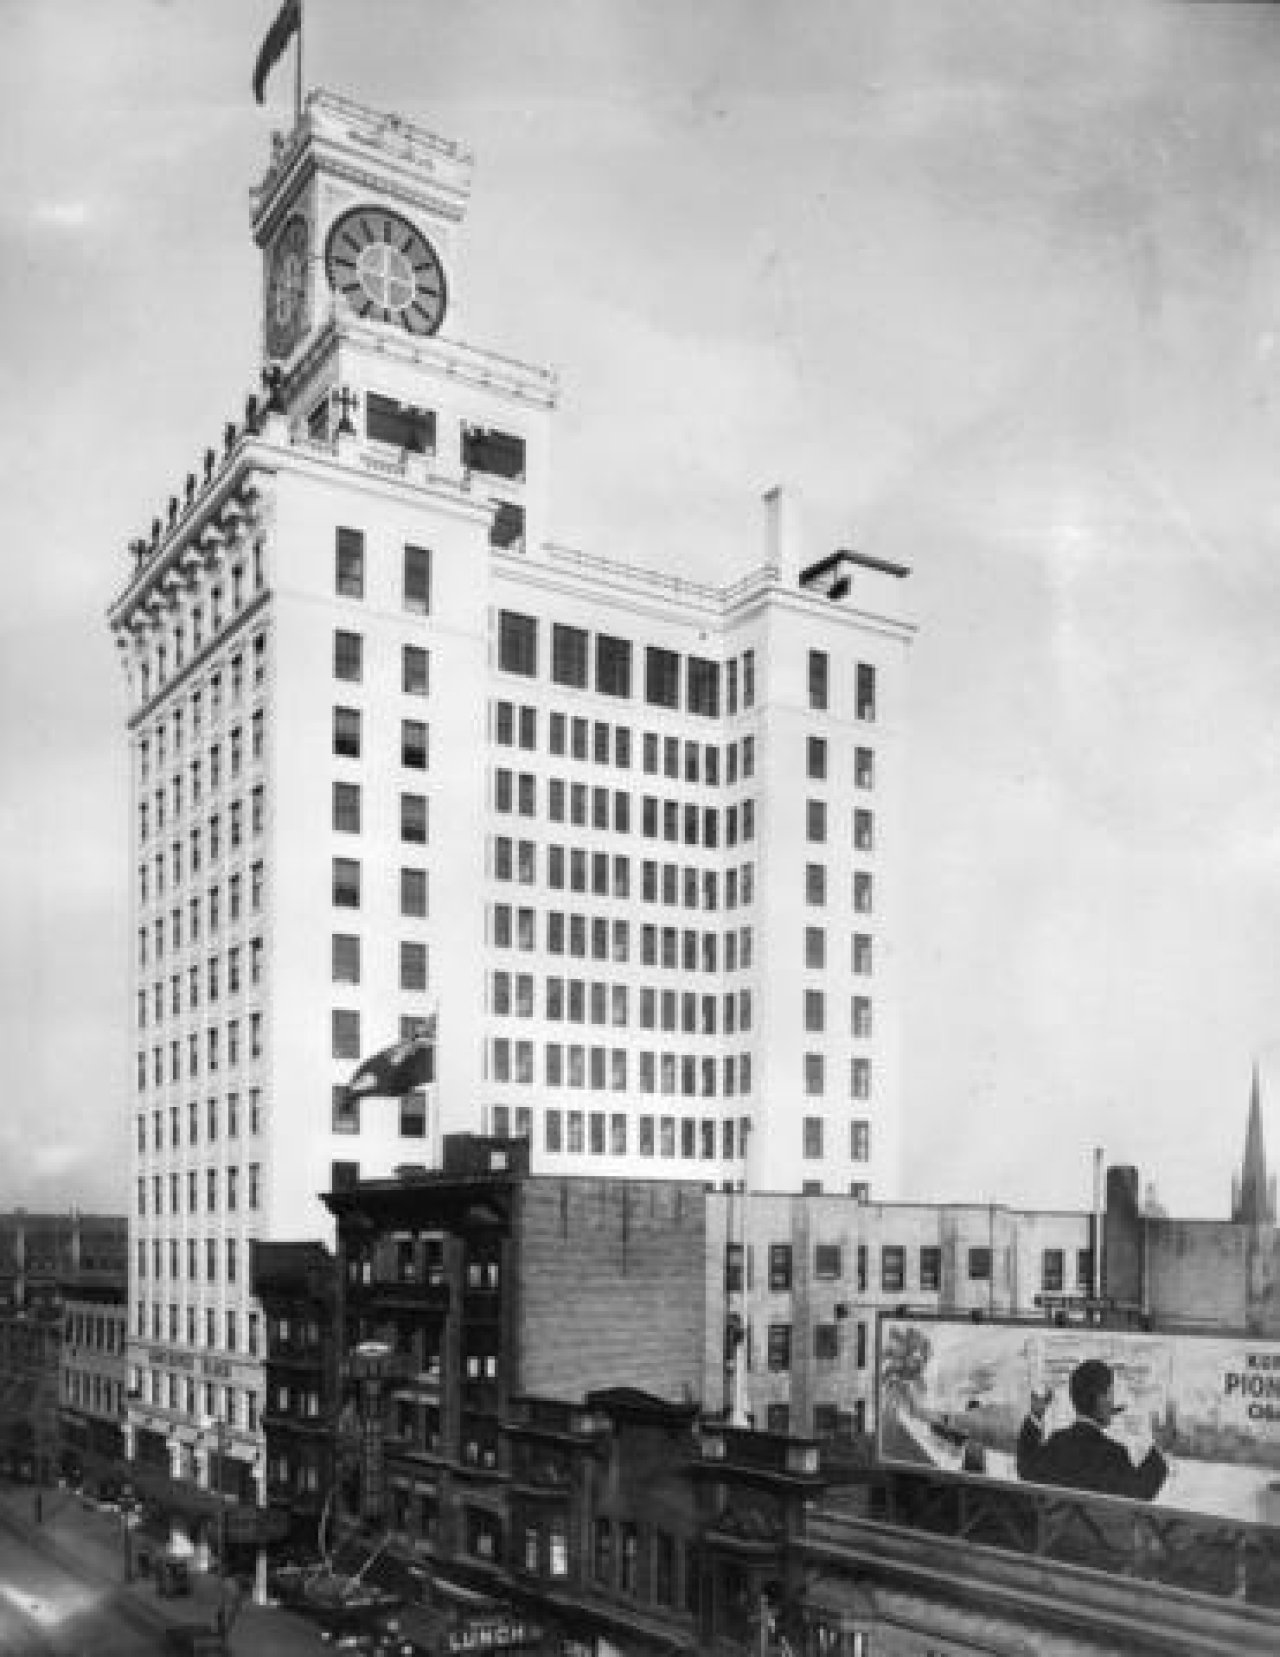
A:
[251,89,473,391]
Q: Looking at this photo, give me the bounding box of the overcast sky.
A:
[3,0,1280,1218]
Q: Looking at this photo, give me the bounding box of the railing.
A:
[807,1466,1280,1618]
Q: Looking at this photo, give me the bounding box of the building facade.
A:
[0,1210,127,1484]
[705,1191,1093,1440]
[107,90,914,1498]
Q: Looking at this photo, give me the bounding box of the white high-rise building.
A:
[108,92,914,1505]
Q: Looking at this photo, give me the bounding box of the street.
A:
[0,1505,170,1655]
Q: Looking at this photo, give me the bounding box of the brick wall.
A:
[515,1179,706,1405]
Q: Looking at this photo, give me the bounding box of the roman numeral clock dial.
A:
[324,206,447,336]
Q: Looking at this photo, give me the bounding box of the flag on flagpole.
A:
[253,0,302,105]
[343,1014,436,1102]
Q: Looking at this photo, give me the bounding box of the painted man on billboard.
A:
[1018,1358,1169,1500]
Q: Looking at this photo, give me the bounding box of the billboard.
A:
[876,1315,1280,1524]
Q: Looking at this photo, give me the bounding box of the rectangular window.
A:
[768,1244,792,1292]
[802,1114,824,1156]
[335,527,364,599]
[595,634,633,698]
[400,941,428,992]
[332,1086,360,1133]
[332,782,361,834]
[333,857,360,908]
[401,794,428,844]
[804,1054,825,1097]
[807,735,827,779]
[854,808,875,851]
[882,1245,905,1293]
[1042,1249,1065,1293]
[805,863,826,905]
[814,1243,842,1280]
[857,661,877,721]
[332,933,360,984]
[644,646,681,709]
[402,719,428,769]
[920,1246,942,1292]
[808,649,829,711]
[401,867,427,917]
[687,656,720,717]
[403,645,429,696]
[334,630,362,682]
[851,1119,870,1162]
[464,424,525,478]
[367,393,434,451]
[767,1324,792,1372]
[855,747,875,789]
[968,1247,992,1282]
[332,1009,360,1060]
[814,1323,839,1361]
[404,545,432,614]
[551,624,588,688]
[498,611,538,676]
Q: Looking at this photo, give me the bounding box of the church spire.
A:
[1233,1063,1276,1224]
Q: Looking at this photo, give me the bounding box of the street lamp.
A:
[201,1414,230,1648]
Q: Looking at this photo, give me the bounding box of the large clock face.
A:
[324,205,447,336]
[265,215,309,360]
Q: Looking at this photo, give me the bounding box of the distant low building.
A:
[0,1210,126,1484]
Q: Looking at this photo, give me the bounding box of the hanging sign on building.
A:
[446,1618,542,1652]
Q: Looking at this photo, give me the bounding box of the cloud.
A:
[30,199,93,230]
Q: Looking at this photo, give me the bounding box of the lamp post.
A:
[201,1414,230,1649]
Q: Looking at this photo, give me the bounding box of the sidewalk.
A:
[0,1482,329,1655]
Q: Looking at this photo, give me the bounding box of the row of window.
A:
[497,843,760,914]
[135,1234,248,1290]
[139,783,265,854]
[139,716,266,846]
[333,707,428,767]
[332,859,427,914]
[138,635,265,779]
[334,629,429,692]
[331,935,428,990]
[496,770,763,846]
[64,1312,124,1354]
[492,1042,758,1098]
[137,937,265,1028]
[535,1108,749,1160]
[725,1241,1093,1294]
[491,906,758,968]
[136,1091,262,1155]
[802,1053,875,1103]
[136,1163,262,1218]
[492,976,760,1032]
[136,579,267,710]
[136,1017,264,1090]
[335,529,432,612]
[331,1086,427,1138]
[495,700,761,788]
[132,1367,259,1432]
[63,1370,125,1418]
[499,613,759,721]
[331,782,429,842]
[138,867,265,960]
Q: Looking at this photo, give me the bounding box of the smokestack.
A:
[762,485,801,588]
